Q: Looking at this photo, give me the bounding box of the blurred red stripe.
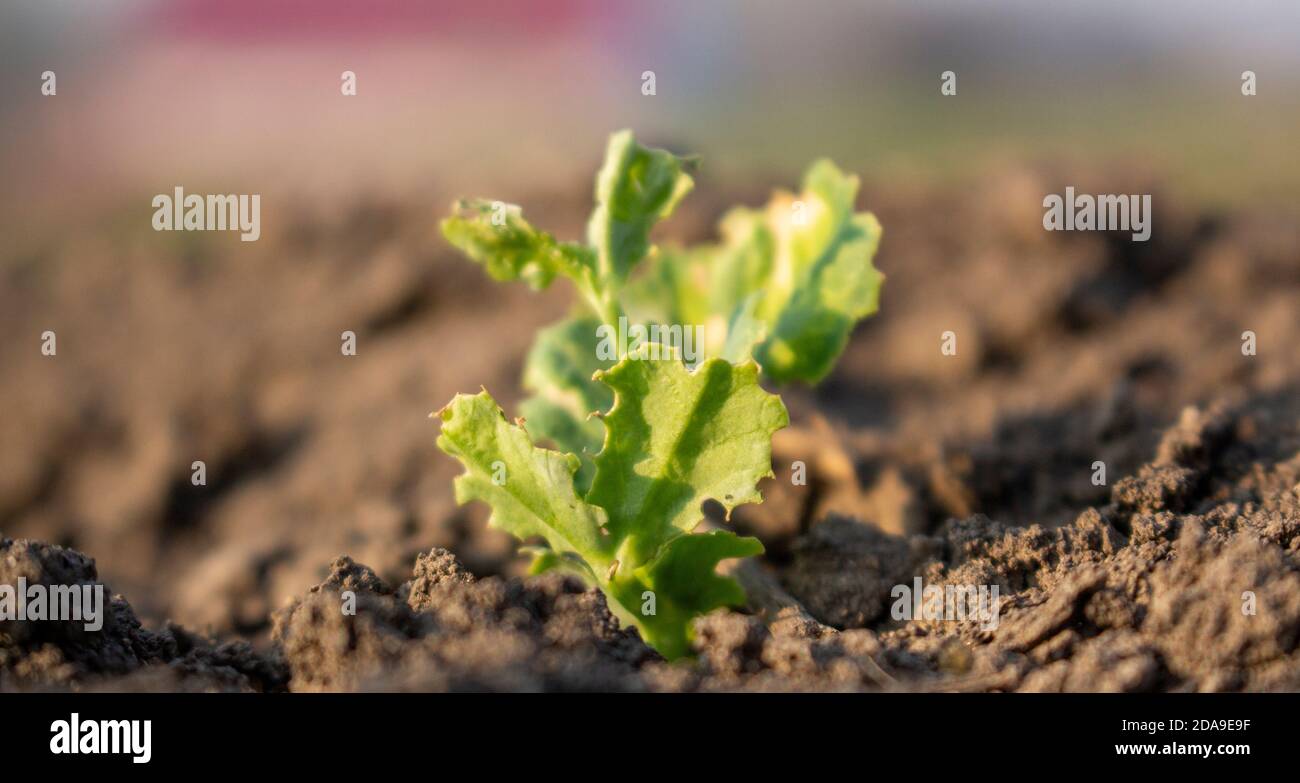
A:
[149,0,606,40]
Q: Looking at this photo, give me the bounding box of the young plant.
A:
[435,131,883,659]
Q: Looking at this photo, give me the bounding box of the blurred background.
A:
[2,0,1299,234]
[2,1,1299,638]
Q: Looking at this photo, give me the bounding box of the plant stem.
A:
[578,276,627,358]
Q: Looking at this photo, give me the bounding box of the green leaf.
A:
[719,292,767,364]
[608,529,763,660]
[440,199,593,290]
[637,530,764,611]
[518,315,612,492]
[521,546,596,582]
[630,158,883,383]
[586,129,695,287]
[707,208,776,328]
[752,160,882,381]
[620,243,710,328]
[586,349,789,567]
[435,391,611,564]
[435,352,783,660]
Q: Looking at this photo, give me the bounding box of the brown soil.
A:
[3,166,1300,692]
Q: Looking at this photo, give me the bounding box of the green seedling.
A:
[435,130,883,658]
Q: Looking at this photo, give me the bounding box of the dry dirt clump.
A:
[267,545,908,692]
[778,394,1300,692]
[271,551,657,691]
[0,537,286,692]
